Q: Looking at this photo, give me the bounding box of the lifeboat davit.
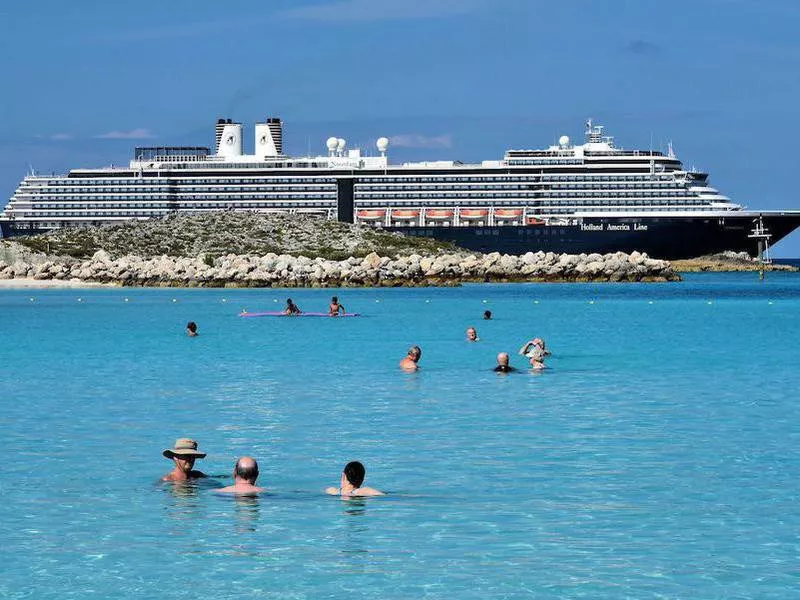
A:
[356,209,386,221]
[425,209,455,221]
[459,208,489,221]
[391,209,421,221]
[494,208,523,219]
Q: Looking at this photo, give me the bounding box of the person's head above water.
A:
[497,352,510,367]
[286,298,294,305]
[343,461,366,488]
[161,438,207,481]
[407,345,422,362]
[466,327,478,341]
[331,296,339,304]
[483,310,492,320]
[186,321,198,336]
[234,456,259,484]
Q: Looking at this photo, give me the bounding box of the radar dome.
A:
[376,137,389,153]
[326,137,338,151]
[336,138,346,151]
[559,135,570,146]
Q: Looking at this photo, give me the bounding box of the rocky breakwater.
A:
[0,244,679,286]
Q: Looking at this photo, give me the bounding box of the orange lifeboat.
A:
[425,209,455,221]
[356,209,386,221]
[391,209,421,221]
[494,208,524,219]
[459,208,489,221]
[526,217,545,225]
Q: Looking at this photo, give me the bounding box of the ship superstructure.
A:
[2,117,798,259]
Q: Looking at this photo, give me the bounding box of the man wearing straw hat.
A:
[161,438,208,482]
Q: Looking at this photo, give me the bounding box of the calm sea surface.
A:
[1,273,798,599]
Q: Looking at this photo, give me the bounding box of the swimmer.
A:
[483,310,492,320]
[326,461,384,497]
[216,456,265,495]
[329,295,346,316]
[399,345,422,371]
[529,347,547,370]
[161,438,207,482]
[466,327,479,342]
[284,298,301,315]
[186,321,198,337]
[519,337,551,358]
[493,352,516,373]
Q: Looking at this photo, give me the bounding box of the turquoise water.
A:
[1,274,799,599]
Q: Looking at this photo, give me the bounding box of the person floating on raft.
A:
[284,298,301,315]
[329,296,346,317]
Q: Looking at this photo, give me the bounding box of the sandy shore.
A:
[0,278,116,289]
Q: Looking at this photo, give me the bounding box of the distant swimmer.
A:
[466,327,479,342]
[399,345,422,371]
[161,438,207,482]
[186,321,198,337]
[528,347,547,370]
[519,338,551,358]
[493,352,517,373]
[483,310,492,320]
[329,295,346,316]
[216,456,265,495]
[285,298,301,315]
[326,461,384,497]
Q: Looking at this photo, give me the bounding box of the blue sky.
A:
[2,0,800,254]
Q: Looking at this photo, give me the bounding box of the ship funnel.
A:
[217,122,243,158]
[255,117,283,157]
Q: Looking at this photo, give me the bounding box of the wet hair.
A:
[286,298,293,304]
[235,459,259,483]
[186,321,197,333]
[343,461,366,488]
[483,310,492,320]
[332,296,338,303]
[408,345,422,360]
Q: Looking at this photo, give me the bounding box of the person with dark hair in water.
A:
[284,298,301,315]
[400,345,422,371]
[186,321,198,337]
[326,461,384,497]
[329,296,346,316]
[493,352,517,373]
[217,456,265,495]
[483,310,492,320]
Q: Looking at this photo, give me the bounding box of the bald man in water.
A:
[217,457,265,495]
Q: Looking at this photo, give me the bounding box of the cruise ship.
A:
[2,117,799,259]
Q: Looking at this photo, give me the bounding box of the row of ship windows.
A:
[356,191,692,199]
[356,181,682,190]
[44,177,337,185]
[26,202,335,213]
[355,199,708,208]
[18,194,337,203]
[33,185,336,192]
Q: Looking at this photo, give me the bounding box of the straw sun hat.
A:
[163,438,206,460]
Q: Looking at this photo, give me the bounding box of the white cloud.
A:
[390,133,453,149]
[95,128,156,140]
[280,0,486,21]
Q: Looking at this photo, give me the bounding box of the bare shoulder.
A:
[352,487,385,497]
[325,487,340,495]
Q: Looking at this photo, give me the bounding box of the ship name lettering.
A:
[606,224,631,231]
[634,224,648,231]
[580,223,603,231]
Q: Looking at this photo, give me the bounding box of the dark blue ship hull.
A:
[389,214,800,260]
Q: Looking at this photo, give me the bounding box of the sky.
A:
[2,0,800,254]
